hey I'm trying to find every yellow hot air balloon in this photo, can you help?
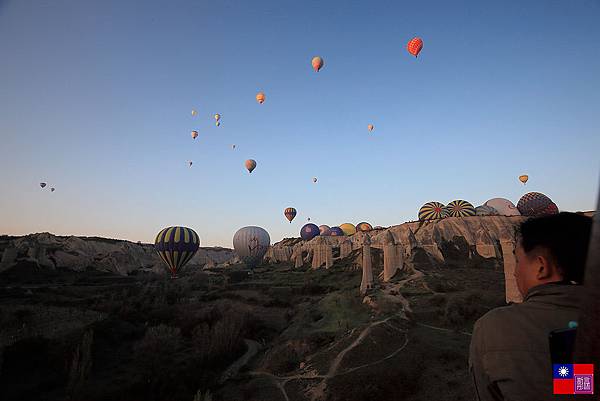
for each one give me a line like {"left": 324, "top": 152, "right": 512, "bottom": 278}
{"left": 519, "top": 175, "right": 529, "bottom": 185}
{"left": 245, "top": 159, "right": 257, "bottom": 173}
{"left": 311, "top": 56, "right": 324, "bottom": 72}
{"left": 214, "top": 114, "right": 221, "bottom": 121}
{"left": 191, "top": 109, "right": 198, "bottom": 116}
{"left": 368, "top": 124, "right": 374, "bottom": 131}
{"left": 191, "top": 130, "right": 198, "bottom": 139}
{"left": 339, "top": 223, "right": 356, "bottom": 236}
{"left": 215, "top": 121, "right": 220, "bottom": 127}
{"left": 256, "top": 92, "right": 265, "bottom": 104}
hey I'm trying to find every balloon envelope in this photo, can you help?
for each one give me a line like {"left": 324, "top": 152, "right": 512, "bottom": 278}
{"left": 339, "top": 223, "right": 357, "bottom": 236}
{"left": 368, "top": 124, "right": 374, "bottom": 131}
{"left": 475, "top": 205, "right": 499, "bottom": 216}
{"left": 407, "top": 37, "right": 423, "bottom": 57}
{"left": 284, "top": 207, "right": 297, "bottom": 223}
{"left": 484, "top": 198, "right": 521, "bottom": 216}
{"left": 50, "top": 188, "right": 55, "bottom": 192}
{"left": 214, "top": 113, "right": 221, "bottom": 121}
{"left": 312, "top": 177, "right": 317, "bottom": 183}
{"left": 191, "top": 109, "right": 198, "bottom": 116}
{"left": 256, "top": 92, "right": 265, "bottom": 104}
{"left": 245, "top": 159, "right": 257, "bottom": 173}
{"left": 519, "top": 175, "right": 529, "bottom": 185}
{"left": 311, "top": 56, "right": 324, "bottom": 72}
{"left": 356, "top": 222, "right": 373, "bottom": 232}
{"left": 155, "top": 226, "right": 200, "bottom": 278}
{"left": 418, "top": 201, "right": 446, "bottom": 221}
{"left": 517, "top": 192, "right": 555, "bottom": 217}
{"left": 319, "top": 225, "right": 331, "bottom": 236}
{"left": 233, "top": 226, "right": 270, "bottom": 269}
{"left": 445, "top": 200, "right": 476, "bottom": 217}
{"left": 40, "top": 183, "right": 47, "bottom": 188}
{"left": 301, "top": 223, "right": 320, "bottom": 241}
{"left": 191, "top": 130, "right": 198, "bottom": 139}
{"left": 329, "top": 227, "right": 344, "bottom": 236}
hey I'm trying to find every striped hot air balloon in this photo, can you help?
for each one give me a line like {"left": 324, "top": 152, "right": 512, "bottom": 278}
{"left": 418, "top": 202, "right": 447, "bottom": 221}
{"left": 154, "top": 226, "right": 200, "bottom": 279}
{"left": 445, "top": 200, "right": 476, "bottom": 217}
{"left": 284, "top": 207, "right": 297, "bottom": 223}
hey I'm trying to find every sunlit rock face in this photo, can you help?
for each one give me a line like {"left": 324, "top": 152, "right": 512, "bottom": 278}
{"left": 0, "top": 233, "right": 237, "bottom": 276}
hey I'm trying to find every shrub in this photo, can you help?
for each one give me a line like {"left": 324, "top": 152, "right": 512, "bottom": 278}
{"left": 443, "top": 292, "right": 485, "bottom": 328}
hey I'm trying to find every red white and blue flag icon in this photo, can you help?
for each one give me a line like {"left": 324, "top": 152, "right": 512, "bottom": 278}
{"left": 553, "top": 364, "right": 594, "bottom": 395}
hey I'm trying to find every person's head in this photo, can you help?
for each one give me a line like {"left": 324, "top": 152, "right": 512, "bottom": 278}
{"left": 514, "top": 212, "right": 592, "bottom": 296}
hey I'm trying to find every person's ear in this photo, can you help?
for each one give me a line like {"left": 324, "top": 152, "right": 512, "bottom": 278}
{"left": 535, "top": 254, "right": 552, "bottom": 280}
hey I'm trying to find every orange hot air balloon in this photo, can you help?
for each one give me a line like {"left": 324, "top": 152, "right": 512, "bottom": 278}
{"left": 368, "top": 124, "right": 374, "bottom": 131}
{"left": 256, "top": 92, "right": 265, "bottom": 104}
{"left": 245, "top": 159, "right": 257, "bottom": 173}
{"left": 407, "top": 37, "right": 423, "bottom": 57}
{"left": 311, "top": 56, "right": 324, "bottom": 72}
{"left": 191, "top": 130, "right": 198, "bottom": 139}
{"left": 519, "top": 175, "right": 529, "bottom": 185}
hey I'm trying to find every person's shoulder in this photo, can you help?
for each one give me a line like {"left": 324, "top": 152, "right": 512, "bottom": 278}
{"left": 474, "top": 303, "right": 521, "bottom": 333}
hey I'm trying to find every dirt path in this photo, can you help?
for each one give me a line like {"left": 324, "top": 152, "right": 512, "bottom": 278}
{"left": 219, "top": 339, "right": 261, "bottom": 384}
{"left": 416, "top": 322, "right": 472, "bottom": 337}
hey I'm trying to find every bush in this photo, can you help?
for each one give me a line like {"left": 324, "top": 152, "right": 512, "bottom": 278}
{"left": 191, "top": 311, "right": 246, "bottom": 365}
{"left": 443, "top": 292, "right": 485, "bottom": 328}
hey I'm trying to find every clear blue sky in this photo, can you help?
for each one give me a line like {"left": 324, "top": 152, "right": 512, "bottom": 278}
{"left": 1, "top": 0, "right": 599, "bottom": 247}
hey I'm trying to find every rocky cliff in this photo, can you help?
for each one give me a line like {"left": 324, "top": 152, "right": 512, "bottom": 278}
{"left": 0, "top": 233, "right": 239, "bottom": 276}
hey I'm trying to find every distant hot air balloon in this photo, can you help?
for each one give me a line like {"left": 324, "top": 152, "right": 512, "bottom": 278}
{"left": 519, "top": 175, "right": 529, "bottom": 185}
{"left": 155, "top": 226, "right": 200, "bottom": 278}
{"left": 312, "top": 177, "right": 317, "bottom": 183}
{"left": 191, "top": 109, "right": 198, "bottom": 117}
{"left": 50, "top": 187, "right": 55, "bottom": 192}
{"left": 356, "top": 222, "right": 373, "bottom": 232}
{"left": 191, "top": 130, "right": 199, "bottom": 139}
{"left": 407, "top": 37, "right": 423, "bottom": 57}
{"left": 214, "top": 113, "right": 221, "bottom": 121}
{"left": 484, "top": 198, "right": 521, "bottom": 216}
{"left": 444, "top": 200, "right": 476, "bottom": 217}
{"left": 231, "top": 144, "right": 236, "bottom": 150}
{"left": 245, "top": 159, "right": 257, "bottom": 173}
{"left": 319, "top": 225, "right": 331, "bottom": 236}
{"left": 216, "top": 121, "right": 221, "bottom": 127}
{"left": 368, "top": 124, "right": 374, "bottom": 132}
{"left": 339, "top": 223, "right": 357, "bottom": 236}
{"left": 300, "top": 223, "right": 320, "bottom": 241}
{"left": 256, "top": 92, "right": 265, "bottom": 104}
{"left": 307, "top": 217, "right": 311, "bottom": 221}
{"left": 311, "top": 56, "right": 324, "bottom": 72}
{"left": 188, "top": 161, "right": 193, "bottom": 168}
{"left": 40, "top": 183, "right": 47, "bottom": 189}
{"left": 329, "top": 226, "right": 344, "bottom": 236}
{"left": 233, "top": 226, "right": 270, "bottom": 270}
{"left": 284, "top": 207, "right": 297, "bottom": 223}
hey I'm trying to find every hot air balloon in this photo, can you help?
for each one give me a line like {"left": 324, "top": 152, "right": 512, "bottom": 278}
{"left": 407, "top": 37, "right": 423, "bottom": 57}
{"left": 312, "top": 177, "right": 317, "bottom": 183}
{"left": 245, "top": 159, "right": 257, "bottom": 173}
{"left": 40, "top": 183, "right": 47, "bottom": 189}
{"left": 50, "top": 187, "right": 55, "bottom": 192}
{"left": 191, "top": 109, "right": 198, "bottom": 117}
{"left": 216, "top": 121, "right": 220, "bottom": 127}
{"left": 368, "top": 124, "right": 374, "bottom": 132}
{"left": 191, "top": 130, "right": 199, "bottom": 139}
{"left": 214, "top": 113, "right": 220, "bottom": 121}
{"left": 444, "top": 200, "right": 476, "bottom": 217}
{"left": 418, "top": 202, "right": 447, "bottom": 221}
{"left": 475, "top": 205, "right": 499, "bottom": 216}
{"left": 155, "top": 226, "right": 200, "bottom": 278}
{"left": 256, "top": 92, "right": 265, "bottom": 104}
{"left": 311, "top": 56, "right": 324, "bottom": 72}
{"left": 233, "top": 226, "right": 270, "bottom": 270}
{"left": 356, "top": 222, "right": 373, "bottom": 232}
{"left": 484, "top": 198, "right": 521, "bottom": 216}
{"left": 284, "top": 207, "right": 297, "bottom": 223}
{"left": 319, "top": 225, "right": 331, "bottom": 236}
{"left": 188, "top": 161, "right": 193, "bottom": 168}
{"left": 329, "top": 227, "right": 344, "bottom": 236}
{"left": 517, "top": 192, "right": 555, "bottom": 217}
{"left": 301, "top": 223, "right": 320, "bottom": 241}
{"left": 231, "top": 144, "right": 236, "bottom": 150}
{"left": 307, "top": 217, "right": 311, "bottom": 221}
{"left": 339, "top": 223, "right": 357, "bottom": 236}
{"left": 519, "top": 175, "right": 529, "bottom": 185}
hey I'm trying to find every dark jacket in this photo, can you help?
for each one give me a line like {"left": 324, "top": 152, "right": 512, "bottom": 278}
{"left": 469, "top": 282, "right": 581, "bottom": 401}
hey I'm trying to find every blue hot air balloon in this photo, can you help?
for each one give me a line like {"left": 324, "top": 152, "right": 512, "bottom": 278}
{"left": 329, "top": 227, "right": 344, "bottom": 236}
{"left": 300, "top": 223, "right": 320, "bottom": 241}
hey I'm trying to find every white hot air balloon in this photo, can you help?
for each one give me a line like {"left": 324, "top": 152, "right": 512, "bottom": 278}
{"left": 484, "top": 198, "right": 521, "bottom": 216}
{"left": 233, "top": 226, "right": 270, "bottom": 270}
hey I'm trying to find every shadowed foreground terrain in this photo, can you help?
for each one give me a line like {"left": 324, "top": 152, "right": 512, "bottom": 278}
{"left": 0, "top": 254, "right": 505, "bottom": 401}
